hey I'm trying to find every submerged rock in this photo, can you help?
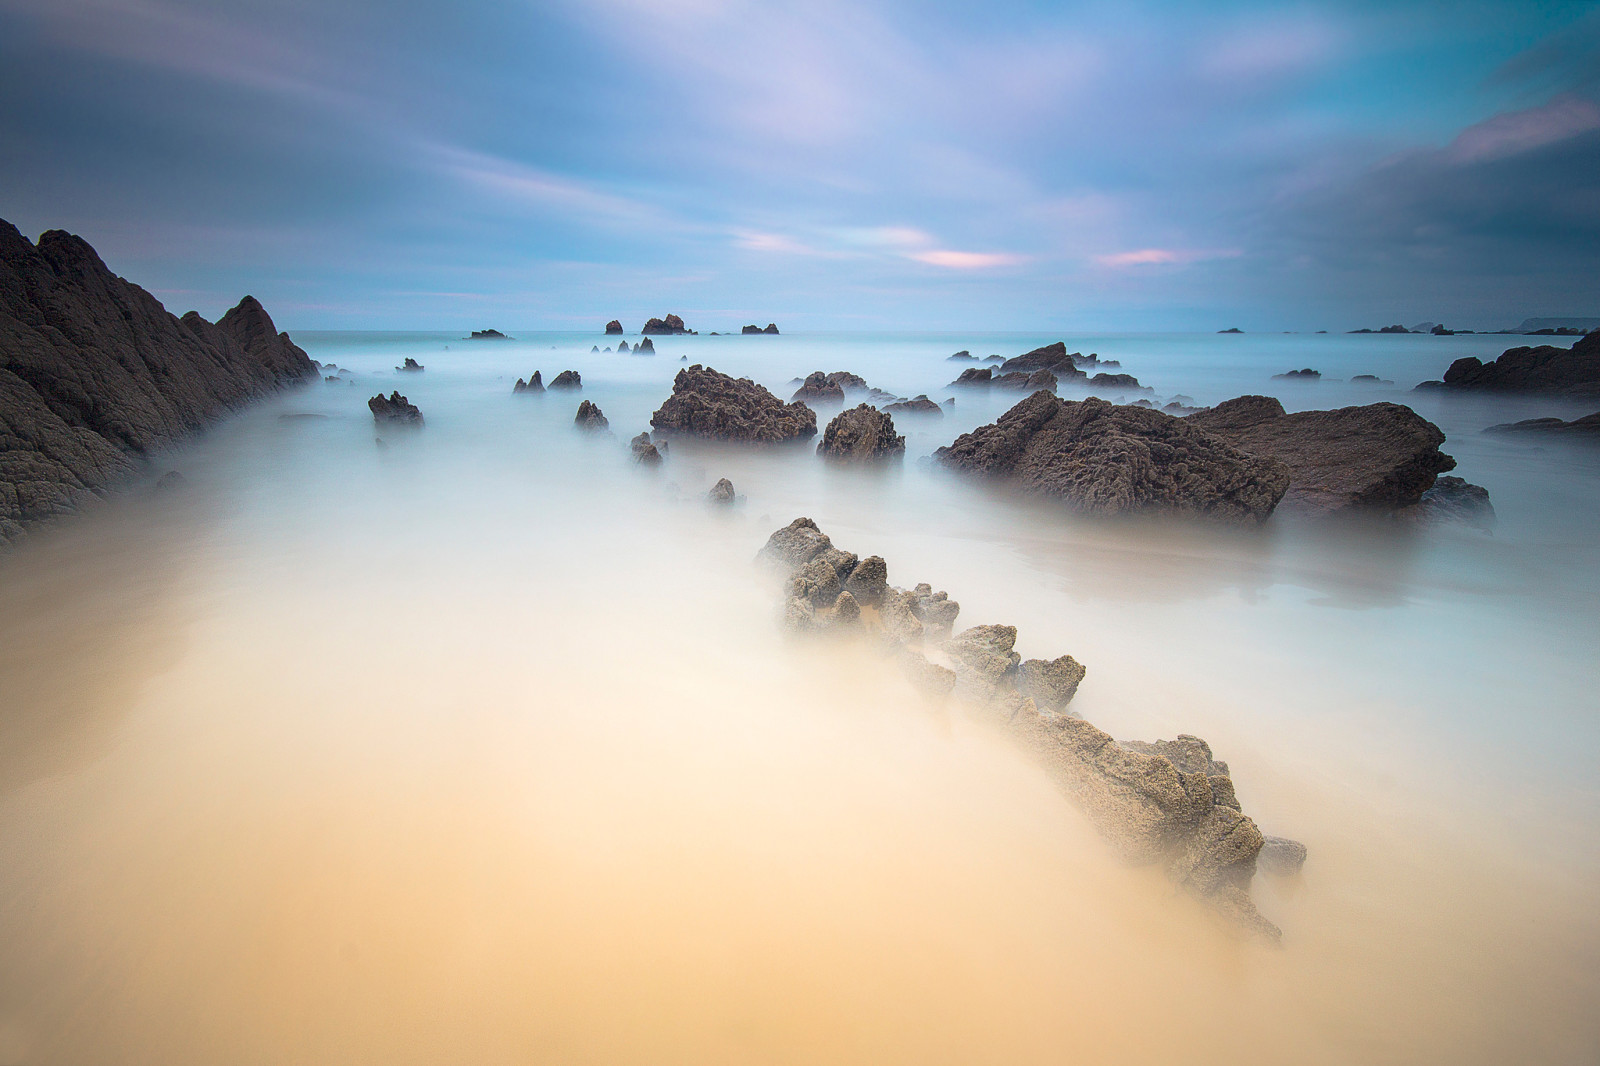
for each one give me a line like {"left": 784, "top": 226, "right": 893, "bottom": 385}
{"left": 617, "top": 341, "right": 631, "bottom": 353}
{"left": 574, "top": 400, "right": 609, "bottom": 431}
{"left": 817, "top": 404, "right": 905, "bottom": 461}
{"left": 652, "top": 364, "right": 817, "bottom": 443}
{"left": 1397, "top": 475, "right": 1496, "bottom": 530}
{"left": 1434, "top": 333, "right": 1600, "bottom": 393}
{"left": 548, "top": 370, "right": 582, "bottom": 390}
{"left": 935, "top": 392, "right": 1291, "bottom": 524}
{"left": 1086, "top": 372, "right": 1150, "bottom": 393}
{"left": 369, "top": 391, "right": 423, "bottom": 426}
{"left": 1189, "top": 396, "right": 1457, "bottom": 516}
{"left": 512, "top": 370, "right": 544, "bottom": 394}
{"left": 1272, "top": 368, "right": 1320, "bottom": 380}
{"left": 636, "top": 337, "right": 655, "bottom": 354}
{"left": 1258, "top": 835, "right": 1309, "bottom": 876}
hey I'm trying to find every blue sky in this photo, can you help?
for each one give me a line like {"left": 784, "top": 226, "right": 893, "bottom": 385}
{"left": 0, "top": 0, "right": 1595, "bottom": 331}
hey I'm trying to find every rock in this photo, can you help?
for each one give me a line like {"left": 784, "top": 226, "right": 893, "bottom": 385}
{"left": 997, "top": 342, "right": 1090, "bottom": 381}
{"left": 1435, "top": 333, "right": 1600, "bottom": 393}
{"left": 943, "top": 624, "right": 1021, "bottom": 697}
{"left": 1352, "top": 374, "right": 1394, "bottom": 385}
{"left": 469, "top": 329, "right": 509, "bottom": 339}
{"left": 825, "top": 371, "right": 868, "bottom": 391}
{"left": 1257, "top": 836, "right": 1308, "bottom": 876}
{"left": 574, "top": 400, "right": 609, "bottom": 431}
{"left": 512, "top": 371, "right": 544, "bottom": 394}
{"left": 947, "top": 350, "right": 976, "bottom": 361}
{"left": 617, "top": 341, "right": 630, "bottom": 353}
{"left": 763, "top": 323, "right": 779, "bottom": 334}
{"left": 1087, "top": 372, "right": 1150, "bottom": 393}
{"left": 1485, "top": 412, "right": 1600, "bottom": 437}
{"left": 1016, "top": 656, "right": 1086, "bottom": 711}
{"left": 154, "top": 470, "right": 186, "bottom": 494}
{"left": 653, "top": 364, "right": 817, "bottom": 443}
{"left": 0, "top": 224, "right": 315, "bottom": 540}
{"left": 636, "top": 337, "right": 655, "bottom": 354}
{"left": 1272, "top": 368, "right": 1320, "bottom": 380}
{"left": 898, "top": 650, "right": 957, "bottom": 697}
{"left": 935, "top": 393, "right": 1291, "bottom": 524}
{"left": 742, "top": 323, "right": 780, "bottom": 334}
{"left": 641, "top": 314, "right": 692, "bottom": 335}
{"left": 906, "top": 583, "right": 960, "bottom": 637}
{"left": 1189, "top": 396, "right": 1457, "bottom": 516}
{"left": 397, "top": 357, "right": 424, "bottom": 372}
{"left": 832, "top": 589, "right": 861, "bottom": 625}
{"left": 1397, "top": 476, "right": 1496, "bottom": 529}
{"left": 949, "top": 367, "right": 993, "bottom": 387}
{"left": 884, "top": 394, "right": 942, "bottom": 415}
{"left": 878, "top": 588, "right": 924, "bottom": 645}
{"left": 591, "top": 345, "right": 600, "bottom": 353}
{"left": 708, "top": 477, "right": 736, "bottom": 504}
{"left": 369, "top": 391, "right": 423, "bottom": 426}
{"left": 548, "top": 370, "right": 582, "bottom": 390}
{"left": 759, "top": 516, "right": 833, "bottom": 570}
{"left": 630, "top": 432, "right": 662, "bottom": 463}
{"left": 786, "top": 554, "right": 844, "bottom": 608}
{"left": 605, "top": 320, "right": 624, "bottom": 334}
{"left": 992, "top": 371, "right": 1032, "bottom": 389}
{"left": 792, "top": 372, "right": 845, "bottom": 404}
{"left": 842, "top": 554, "right": 887, "bottom": 605}
{"left": 817, "top": 405, "right": 905, "bottom": 461}
{"left": 1025, "top": 370, "right": 1059, "bottom": 392}
{"left": 1218, "top": 327, "right": 1243, "bottom": 333}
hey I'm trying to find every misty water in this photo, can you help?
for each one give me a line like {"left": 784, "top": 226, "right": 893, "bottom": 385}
{"left": 1, "top": 330, "right": 1597, "bottom": 1064}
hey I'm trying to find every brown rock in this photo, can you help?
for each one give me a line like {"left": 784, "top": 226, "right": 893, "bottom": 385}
{"left": 548, "top": 370, "right": 582, "bottom": 389}
{"left": 817, "top": 404, "right": 905, "bottom": 461}
{"left": 369, "top": 391, "right": 423, "bottom": 426}
{"left": 652, "top": 365, "right": 818, "bottom": 443}
{"left": 1438, "top": 333, "right": 1600, "bottom": 393}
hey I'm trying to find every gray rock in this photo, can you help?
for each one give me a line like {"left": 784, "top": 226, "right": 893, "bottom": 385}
{"left": 652, "top": 365, "right": 817, "bottom": 443}
{"left": 843, "top": 554, "right": 887, "bottom": 605}
{"left": 548, "top": 370, "right": 582, "bottom": 389}
{"left": 708, "top": 477, "right": 736, "bottom": 503}
{"left": 574, "top": 400, "right": 609, "bottom": 430}
{"left": 817, "top": 404, "right": 905, "bottom": 461}
{"left": 1017, "top": 655, "right": 1086, "bottom": 710}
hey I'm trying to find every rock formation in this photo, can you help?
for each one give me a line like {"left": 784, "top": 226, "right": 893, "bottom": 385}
{"left": 741, "top": 323, "right": 780, "bottom": 334}
{"left": 1396, "top": 476, "right": 1496, "bottom": 530}
{"left": 792, "top": 372, "right": 845, "bottom": 404}
{"left": 641, "top": 314, "right": 693, "bottom": 335}
{"left": 0, "top": 219, "right": 314, "bottom": 544}
{"left": 757, "top": 517, "right": 1298, "bottom": 940}
{"left": 884, "top": 395, "right": 942, "bottom": 416}
{"left": 605, "top": 320, "right": 624, "bottom": 334}
{"left": 935, "top": 393, "right": 1291, "bottom": 524}
{"left": 548, "top": 370, "right": 582, "bottom": 390}
{"left": 369, "top": 391, "right": 423, "bottom": 426}
{"left": 1485, "top": 412, "right": 1600, "bottom": 437}
{"left": 636, "top": 337, "right": 655, "bottom": 354}
{"left": 949, "top": 367, "right": 993, "bottom": 387}
{"left": 469, "top": 329, "right": 509, "bottom": 339}
{"left": 397, "top": 357, "right": 424, "bottom": 372}
{"left": 708, "top": 477, "right": 736, "bottom": 504}
{"left": 948, "top": 350, "right": 976, "bottom": 361}
{"left": 617, "top": 341, "right": 630, "bottom": 353}
{"left": 512, "top": 371, "right": 544, "bottom": 393}
{"left": 630, "top": 431, "right": 664, "bottom": 464}
{"left": 650, "top": 364, "right": 817, "bottom": 443}
{"left": 817, "top": 404, "right": 905, "bottom": 461}
{"left": 997, "top": 342, "right": 1091, "bottom": 381}
{"left": 1272, "top": 368, "right": 1320, "bottom": 381}
{"left": 574, "top": 400, "right": 609, "bottom": 431}
{"left": 1425, "top": 333, "right": 1600, "bottom": 393}
{"left": 1086, "top": 372, "right": 1149, "bottom": 393}
{"left": 1188, "top": 396, "right": 1458, "bottom": 517}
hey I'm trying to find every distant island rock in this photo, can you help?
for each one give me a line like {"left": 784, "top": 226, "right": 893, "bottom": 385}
{"left": 1272, "top": 368, "right": 1320, "bottom": 380}
{"left": 469, "top": 329, "right": 511, "bottom": 340}
{"left": 1484, "top": 412, "right": 1600, "bottom": 437}
{"left": 1349, "top": 325, "right": 1411, "bottom": 333}
{"left": 0, "top": 218, "right": 314, "bottom": 545}
{"left": 369, "top": 391, "right": 423, "bottom": 426}
{"left": 605, "top": 320, "right": 624, "bottom": 334}
{"left": 641, "top": 314, "right": 695, "bottom": 335}
{"left": 741, "top": 323, "right": 780, "bottom": 334}
{"left": 1421, "top": 333, "right": 1600, "bottom": 394}
{"left": 1515, "top": 318, "right": 1600, "bottom": 333}
{"left": 397, "top": 357, "right": 424, "bottom": 372}
{"left": 1218, "top": 327, "right": 1243, "bottom": 333}
{"left": 650, "top": 364, "right": 817, "bottom": 443}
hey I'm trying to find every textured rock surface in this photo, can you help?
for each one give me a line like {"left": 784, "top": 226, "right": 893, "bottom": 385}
{"left": 1436, "top": 333, "right": 1600, "bottom": 393}
{"left": 368, "top": 391, "right": 423, "bottom": 426}
{"left": 0, "top": 220, "right": 314, "bottom": 543}
{"left": 548, "top": 370, "right": 582, "bottom": 389}
{"left": 1396, "top": 475, "right": 1496, "bottom": 529}
{"left": 707, "top": 477, "right": 736, "bottom": 503}
{"left": 574, "top": 400, "right": 609, "bottom": 430}
{"left": 651, "top": 365, "right": 817, "bottom": 443}
{"left": 950, "top": 367, "right": 993, "bottom": 387}
{"left": 817, "top": 404, "right": 905, "bottom": 461}
{"left": 935, "top": 392, "right": 1291, "bottom": 524}
{"left": 792, "top": 372, "right": 844, "bottom": 404}
{"left": 1189, "top": 396, "right": 1457, "bottom": 516}
{"left": 604, "top": 319, "right": 623, "bottom": 334}
{"left": 1017, "top": 655, "right": 1087, "bottom": 711}
{"left": 629, "top": 432, "right": 663, "bottom": 463}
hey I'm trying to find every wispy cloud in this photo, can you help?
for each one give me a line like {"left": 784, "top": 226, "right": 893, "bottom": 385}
{"left": 907, "top": 250, "right": 1025, "bottom": 270}
{"left": 1445, "top": 93, "right": 1600, "bottom": 163}
{"left": 1095, "top": 248, "right": 1241, "bottom": 268}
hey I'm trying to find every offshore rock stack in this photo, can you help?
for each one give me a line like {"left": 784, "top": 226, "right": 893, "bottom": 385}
{"left": 759, "top": 517, "right": 1303, "bottom": 941}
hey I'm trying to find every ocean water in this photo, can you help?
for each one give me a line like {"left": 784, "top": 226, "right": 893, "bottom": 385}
{"left": 0, "top": 329, "right": 1596, "bottom": 1064}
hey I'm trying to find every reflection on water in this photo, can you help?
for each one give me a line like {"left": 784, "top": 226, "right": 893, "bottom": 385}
{"left": 0, "top": 331, "right": 1597, "bottom": 1064}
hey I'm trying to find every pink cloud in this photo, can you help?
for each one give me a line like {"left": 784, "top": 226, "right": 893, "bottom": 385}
{"left": 1094, "top": 247, "right": 1241, "bottom": 268}
{"left": 1446, "top": 94, "right": 1600, "bottom": 165}
{"left": 906, "top": 249, "right": 1024, "bottom": 269}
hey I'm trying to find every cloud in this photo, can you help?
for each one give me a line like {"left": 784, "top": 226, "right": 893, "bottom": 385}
{"left": 426, "top": 145, "right": 686, "bottom": 233}
{"left": 906, "top": 250, "right": 1025, "bottom": 270}
{"left": 1095, "top": 248, "right": 1241, "bottom": 268}
{"left": 1445, "top": 93, "right": 1600, "bottom": 163}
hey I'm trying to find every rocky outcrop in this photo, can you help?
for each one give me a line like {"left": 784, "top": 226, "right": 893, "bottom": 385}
{"left": 1086, "top": 372, "right": 1149, "bottom": 393}
{"left": 641, "top": 314, "right": 694, "bottom": 335}
{"left": 1485, "top": 412, "right": 1600, "bottom": 437}
{"left": 884, "top": 394, "right": 942, "bottom": 416}
{"left": 616, "top": 341, "right": 631, "bottom": 353}
{"left": 1188, "top": 396, "right": 1457, "bottom": 517}
{"left": 757, "top": 517, "right": 1296, "bottom": 940}
{"left": 792, "top": 372, "right": 844, "bottom": 404}
{"left": 817, "top": 404, "right": 905, "bottom": 461}
{"left": 513, "top": 371, "right": 544, "bottom": 393}
{"left": 0, "top": 220, "right": 314, "bottom": 544}
{"left": 605, "top": 320, "right": 624, "bottom": 334}
{"left": 708, "top": 477, "right": 736, "bottom": 503}
{"left": 948, "top": 350, "right": 976, "bottom": 361}
{"left": 630, "top": 432, "right": 663, "bottom": 464}
{"left": 950, "top": 367, "right": 993, "bottom": 387}
{"left": 574, "top": 400, "right": 609, "bottom": 431}
{"left": 548, "top": 370, "right": 582, "bottom": 390}
{"left": 935, "top": 393, "right": 1291, "bottom": 524}
{"left": 369, "top": 391, "right": 423, "bottom": 426}
{"left": 397, "top": 357, "right": 424, "bottom": 372}
{"left": 650, "top": 364, "right": 817, "bottom": 443}
{"left": 1395, "top": 476, "right": 1496, "bottom": 530}
{"left": 741, "top": 323, "right": 780, "bottom": 334}
{"left": 1272, "top": 368, "right": 1320, "bottom": 380}
{"left": 469, "top": 329, "right": 509, "bottom": 339}
{"left": 997, "top": 342, "right": 1091, "bottom": 381}
{"left": 1431, "top": 334, "right": 1600, "bottom": 393}
{"left": 636, "top": 337, "right": 655, "bottom": 354}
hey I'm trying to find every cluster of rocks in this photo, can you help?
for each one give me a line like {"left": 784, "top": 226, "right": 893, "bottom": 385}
{"left": 949, "top": 343, "right": 1142, "bottom": 394}
{"left": 369, "top": 391, "right": 423, "bottom": 426}
{"left": 0, "top": 219, "right": 315, "bottom": 544}
{"left": 742, "top": 323, "right": 780, "bottom": 334}
{"left": 513, "top": 371, "right": 544, "bottom": 393}
{"left": 1485, "top": 412, "right": 1600, "bottom": 438}
{"left": 816, "top": 404, "right": 905, "bottom": 461}
{"left": 468, "top": 329, "right": 509, "bottom": 340}
{"left": 574, "top": 400, "right": 609, "bottom": 431}
{"left": 641, "top": 314, "right": 695, "bottom": 335}
{"left": 1418, "top": 333, "right": 1600, "bottom": 394}
{"left": 650, "top": 365, "right": 817, "bottom": 443}
{"left": 759, "top": 517, "right": 1301, "bottom": 939}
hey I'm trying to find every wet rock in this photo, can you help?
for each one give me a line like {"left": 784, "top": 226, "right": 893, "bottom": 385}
{"left": 630, "top": 432, "right": 662, "bottom": 463}
{"left": 708, "top": 477, "right": 736, "bottom": 504}
{"left": 817, "top": 404, "right": 905, "bottom": 461}
{"left": 792, "top": 371, "right": 845, "bottom": 403}
{"left": 512, "top": 371, "right": 544, "bottom": 394}
{"left": 369, "top": 391, "right": 424, "bottom": 426}
{"left": 1272, "top": 368, "right": 1320, "bottom": 380}
{"left": 605, "top": 319, "right": 624, "bottom": 334}
{"left": 1258, "top": 835, "right": 1308, "bottom": 876}
{"left": 574, "top": 400, "right": 609, "bottom": 430}
{"left": 1397, "top": 476, "right": 1496, "bottom": 530}
{"left": 1189, "top": 396, "right": 1457, "bottom": 516}
{"left": 641, "top": 314, "right": 693, "bottom": 335}
{"left": 842, "top": 554, "right": 887, "bottom": 605}
{"left": 935, "top": 393, "right": 1291, "bottom": 524}
{"left": 1017, "top": 655, "right": 1086, "bottom": 711}
{"left": 884, "top": 394, "right": 943, "bottom": 415}
{"left": 1435, "top": 332, "right": 1600, "bottom": 393}
{"left": 652, "top": 364, "right": 818, "bottom": 443}
{"left": 548, "top": 370, "right": 582, "bottom": 389}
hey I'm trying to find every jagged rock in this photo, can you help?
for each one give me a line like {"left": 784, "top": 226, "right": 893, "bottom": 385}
{"left": 832, "top": 589, "right": 861, "bottom": 625}
{"left": 943, "top": 624, "right": 1021, "bottom": 697}
{"left": 397, "top": 357, "right": 424, "bottom": 372}
{"left": 1258, "top": 836, "right": 1308, "bottom": 876}
{"left": 469, "top": 329, "right": 509, "bottom": 340}
{"left": 997, "top": 341, "right": 1089, "bottom": 381}
{"left": 950, "top": 367, "right": 993, "bottom": 387}
{"left": 641, "top": 314, "right": 692, "bottom": 335}
{"left": 630, "top": 432, "right": 663, "bottom": 464}
{"left": 936, "top": 393, "right": 1291, "bottom": 524}
{"left": 817, "top": 404, "right": 905, "bottom": 461}
{"left": 1485, "top": 411, "right": 1600, "bottom": 437}
{"left": 605, "top": 320, "right": 624, "bottom": 334}
{"left": 1435, "top": 333, "right": 1600, "bottom": 393}
{"left": 1189, "top": 396, "right": 1457, "bottom": 516}
{"left": 652, "top": 364, "right": 817, "bottom": 443}
{"left": 1397, "top": 476, "right": 1496, "bottom": 529}
{"left": 843, "top": 554, "right": 887, "bottom": 605}
{"left": 906, "top": 583, "right": 960, "bottom": 637}
{"left": 878, "top": 589, "right": 925, "bottom": 645}
{"left": 1025, "top": 370, "right": 1058, "bottom": 392}
{"left": 884, "top": 394, "right": 942, "bottom": 415}
{"left": 548, "top": 370, "right": 582, "bottom": 389}
{"left": 512, "top": 371, "right": 544, "bottom": 394}
{"left": 1087, "top": 372, "right": 1150, "bottom": 393}
{"left": 369, "top": 391, "right": 423, "bottom": 426}
{"left": 708, "top": 477, "right": 736, "bottom": 503}
{"left": 1272, "top": 368, "right": 1320, "bottom": 380}
{"left": 636, "top": 337, "right": 655, "bottom": 354}
{"left": 617, "top": 341, "right": 631, "bottom": 353}
{"left": 574, "top": 400, "right": 609, "bottom": 430}
{"left": 993, "top": 371, "right": 1031, "bottom": 388}
{"left": 1017, "top": 656, "right": 1086, "bottom": 711}
{"left": 759, "top": 516, "right": 834, "bottom": 570}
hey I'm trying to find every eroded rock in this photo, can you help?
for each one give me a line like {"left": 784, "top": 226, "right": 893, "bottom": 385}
{"left": 652, "top": 365, "right": 818, "bottom": 443}
{"left": 817, "top": 405, "right": 905, "bottom": 461}
{"left": 369, "top": 391, "right": 423, "bottom": 426}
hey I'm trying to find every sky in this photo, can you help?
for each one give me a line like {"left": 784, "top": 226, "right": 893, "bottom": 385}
{"left": 0, "top": 0, "right": 1596, "bottom": 332}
